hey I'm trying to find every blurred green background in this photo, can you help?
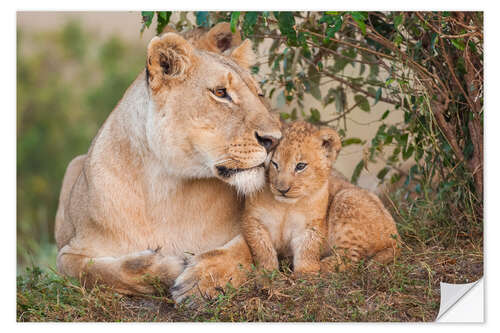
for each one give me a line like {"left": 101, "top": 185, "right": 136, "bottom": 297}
{"left": 17, "top": 20, "right": 146, "bottom": 270}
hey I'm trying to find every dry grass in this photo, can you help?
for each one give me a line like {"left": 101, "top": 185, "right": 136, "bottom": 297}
{"left": 17, "top": 240, "right": 482, "bottom": 322}
{"left": 17, "top": 190, "right": 483, "bottom": 322}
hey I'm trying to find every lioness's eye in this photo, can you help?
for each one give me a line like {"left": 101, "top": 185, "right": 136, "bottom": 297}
{"left": 295, "top": 162, "right": 307, "bottom": 172}
{"left": 271, "top": 160, "right": 279, "bottom": 170}
{"left": 212, "top": 87, "right": 231, "bottom": 100}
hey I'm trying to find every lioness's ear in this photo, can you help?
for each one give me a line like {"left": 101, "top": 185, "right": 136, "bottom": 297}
{"left": 230, "top": 39, "right": 256, "bottom": 69}
{"left": 146, "top": 33, "right": 195, "bottom": 91}
{"left": 204, "top": 22, "right": 242, "bottom": 53}
{"left": 318, "top": 127, "right": 342, "bottom": 162}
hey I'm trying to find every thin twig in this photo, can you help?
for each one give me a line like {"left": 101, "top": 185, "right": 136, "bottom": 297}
{"left": 319, "top": 102, "right": 361, "bottom": 125}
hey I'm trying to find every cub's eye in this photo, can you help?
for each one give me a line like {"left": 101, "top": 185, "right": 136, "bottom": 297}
{"left": 212, "top": 87, "right": 230, "bottom": 99}
{"left": 295, "top": 162, "right": 308, "bottom": 172}
{"left": 271, "top": 160, "right": 279, "bottom": 170}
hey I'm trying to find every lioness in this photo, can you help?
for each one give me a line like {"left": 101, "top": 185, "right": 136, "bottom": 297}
{"left": 55, "top": 23, "right": 281, "bottom": 302}
{"left": 242, "top": 121, "right": 400, "bottom": 275}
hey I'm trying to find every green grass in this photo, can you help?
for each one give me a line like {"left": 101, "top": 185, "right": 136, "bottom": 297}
{"left": 16, "top": 183, "right": 483, "bottom": 322}
{"left": 17, "top": 241, "right": 482, "bottom": 322}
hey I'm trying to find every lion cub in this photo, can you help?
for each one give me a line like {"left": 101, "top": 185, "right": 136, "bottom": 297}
{"left": 242, "top": 121, "right": 400, "bottom": 275}
{"left": 242, "top": 121, "right": 337, "bottom": 274}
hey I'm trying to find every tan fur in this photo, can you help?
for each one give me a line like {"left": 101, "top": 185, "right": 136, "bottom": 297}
{"left": 242, "top": 121, "right": 400, "bottom": 276}
{"left": 163, "top": 22, "right": 242, "bottom": 54}
{"left": 55, "top": 25, "right": 281, "bottom": 301}
{"left": 321, "top": 170, "right": 401, "bottom": 272}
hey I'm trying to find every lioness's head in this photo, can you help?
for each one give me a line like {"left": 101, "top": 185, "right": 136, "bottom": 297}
{"left": 144, "top": 31, "right": 281, "bottom": 195}
{"left": 268, "top": 121, "right": 341, "bottom": 203}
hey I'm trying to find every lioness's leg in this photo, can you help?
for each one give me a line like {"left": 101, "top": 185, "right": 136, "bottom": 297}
{"left": 170, "top": 234, "right": 253, "bottom": 303}
{"left": 55, "top": 154, "right": 86, "bottom": 249}
{"left": 57, "top": 245, "right": 185, "bottom": 295}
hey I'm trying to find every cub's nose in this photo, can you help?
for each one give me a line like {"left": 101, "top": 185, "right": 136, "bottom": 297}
{"left": 277, "top": 186, "right": 291, "bottom": 196}
{"left": 255, "top": 132, "right": 280, "bottom": 153}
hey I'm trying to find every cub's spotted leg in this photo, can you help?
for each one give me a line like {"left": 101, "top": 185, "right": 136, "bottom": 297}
{"left": 371, "top": 246, "right": 399, "bottom": 264}
{"left": 241, "top": 215, "right": 279, "bottom": 271}
{"left": 57, "top": 245, "right": 185, "bottom": 295}
{"left": 170, "top": 234, "right": 253, "bottom": 303}
{"left": 291, "top": 222, "right": 324, "bottom": 275}
{"left": 319, "top": 245, "right": 364, "bottom": 273}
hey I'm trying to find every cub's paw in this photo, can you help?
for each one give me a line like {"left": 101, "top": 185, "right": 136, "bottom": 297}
{"left": 293, "top": 261, "right": 321, "bottom": 278}
{"left": 170, "top": 249, "right": 250, "bottom": 304}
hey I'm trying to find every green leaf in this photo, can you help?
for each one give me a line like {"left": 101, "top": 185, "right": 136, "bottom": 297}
{"left": 430, "top": 32, "right": 438, "bottom": 54}
{"left": 309, "top": 108, "right": 321, "bottom": 123}
{"left": 399, "top": 133, "right": 409, "bottom": 148}
{"left": 368, "top": 63, "right": 379, "bottom": 79}
{"left": 350, "top": 12, "right": 367, "bottom": 35}
{"left": 354, "top": 94, "right": 370, "bottom": 112}
{"left": 307, "top": 65, "right": 322, "bottom": 101}
{"left": 351, "top": 160, "right": 365, "bottom": 184}
{"left": 335, "top": 88, "right": 345, "bottom": 114}
{"left": 142, "top": 11, "right": 154, "bottom": 28}
{"left": 402, "top": 145, "right": 414, "bottom": 160}
{"left": 195, "top": 12, "right": 210, "bottom": 28}
{"left": 331, "top": 57, "right": 350, "bottom": 73}
{"left": 394, "top": 33, "right": 403, "bottom": 46}
{"left": 324, "top": 15, "right": 343, "bottom": 35}
{"left": 317, "top": 61, "right": 323, "bottom": 72}
{"left": 374, "top": 87, "right": 382, "bottom": 105}
{"left": 277, "top": 12, "right": 297, "bottom": 46}
{"left": 280, "top": 112, "right": 290, "bottom": 120}
{"left": 394, "top": 14, "right": 403, "bottom": 30}
{"left": 342, "top": 138, "right": 363, "bottom": 147}
{"left": 377, "top": 167, "right": 390, "bottom": 180}
{"left": 156, "top": 12, "right": 172, "bottom": 35}
{"left": 323, "top": 87, "right": 337, "bottom": 106}
{"left": 380, "top": 109, "right": 390, "bottom": 120}
{"left": 359, "top": 63, "right": 366, "bottom": 76}
{"left": 451, "top": 38, "right": 465, "bottom": 50}
{"left": 157, "top": 11, "right": 167, "bottom": 21}
{"left": 243, "top": 12, "right": 259, "bottom": 36}
{"left": 390, "top": 173, "right": 401, "bottom": 184}
{"left": 333, "top": 16, "right": 343, "bottom": 32}
{"left": 230, "top": 12, "right": 241, "bottom": 33}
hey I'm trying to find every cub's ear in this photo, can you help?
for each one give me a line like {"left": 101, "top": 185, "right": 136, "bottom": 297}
{"left": 146, "top": 33, "right": 195, "bottom": 92}
{"left": 204, "top": 22, "right": 242, "bottom": 53}
{"left": 230, "top": 39, "right": 256, "bottom": 69}
{"left": 318, "top": 127, "right": 342, "bottom": 162}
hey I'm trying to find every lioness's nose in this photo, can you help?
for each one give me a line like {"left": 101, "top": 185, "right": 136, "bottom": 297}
{"left": 255, "top": 132, "right": 279, "bottom": 153}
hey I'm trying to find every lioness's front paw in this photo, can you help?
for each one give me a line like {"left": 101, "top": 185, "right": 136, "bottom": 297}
{"left": 170, "top": 250, "right": 250, "bottom": 304}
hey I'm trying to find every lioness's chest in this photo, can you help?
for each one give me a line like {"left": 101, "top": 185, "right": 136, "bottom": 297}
{"left": 145, "top": 178, "right": 243, "bottom": 255}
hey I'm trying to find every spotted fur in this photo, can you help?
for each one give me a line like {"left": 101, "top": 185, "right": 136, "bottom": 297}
{"left": 242, "top": 121, "right": 400, "bottom": 275}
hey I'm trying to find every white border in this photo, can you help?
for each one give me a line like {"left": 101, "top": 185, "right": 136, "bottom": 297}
{"left": 4, "top": 1, "right": 498, "bottom": 331}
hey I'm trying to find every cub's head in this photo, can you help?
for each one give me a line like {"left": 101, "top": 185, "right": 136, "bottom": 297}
{"left": 268, "top": 121, "right": 341, "bottom": 203}
{"left": 144, "top": 27, "right": 281, "bottom": 195}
